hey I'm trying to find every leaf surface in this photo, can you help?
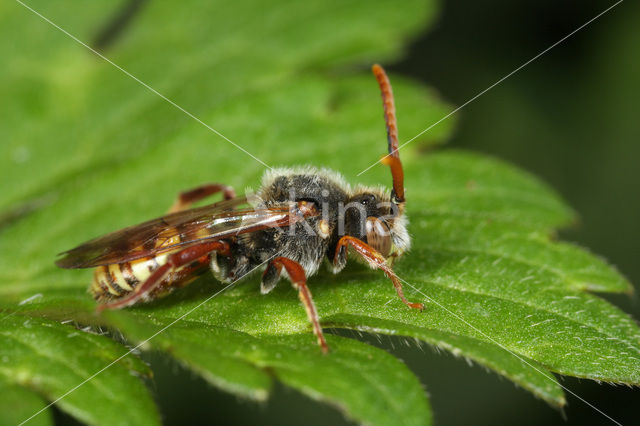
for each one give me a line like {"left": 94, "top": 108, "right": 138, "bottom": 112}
{"left": 0, "top": 316, "right": 158, "bottom": 426}
{"left": 1, "top": 0, "right": 638, "bottom": 425}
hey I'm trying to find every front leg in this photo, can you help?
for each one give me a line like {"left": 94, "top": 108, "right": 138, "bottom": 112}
{"left": 169, "top": 183, "right": 236, "bottom": 213}
{"left": 263, "top": 257, "right": 328, "bottom": 353}
{"left": 334, "top": 236, "right": 424, "bottom": 310}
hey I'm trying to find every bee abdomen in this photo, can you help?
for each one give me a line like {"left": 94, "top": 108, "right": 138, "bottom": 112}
{"left": 91, "top": 257, "right": 160, "bottom": 301}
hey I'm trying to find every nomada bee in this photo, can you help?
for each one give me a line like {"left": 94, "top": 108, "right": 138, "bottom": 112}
{"left": 56, "top": 65, "right": 423, "bottom": 352}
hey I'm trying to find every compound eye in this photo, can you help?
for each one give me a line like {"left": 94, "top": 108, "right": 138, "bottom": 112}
{"left": 359, "top": 193, "right": 376, "bottom": 206}
{"left": 366, "top": 217, "right": 392, "bottom": 257}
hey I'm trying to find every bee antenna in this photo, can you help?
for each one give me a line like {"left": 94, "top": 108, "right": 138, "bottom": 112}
{"left": 372, "top": 64, "right": 405, "bottom": 204}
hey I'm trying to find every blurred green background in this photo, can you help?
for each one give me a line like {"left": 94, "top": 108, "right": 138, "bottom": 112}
{"left": 38, "top": 0, "right": 638, "bottom": 424}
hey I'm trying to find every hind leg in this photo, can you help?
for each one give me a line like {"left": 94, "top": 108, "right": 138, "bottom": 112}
{"left": 97, "top": 240, "right": 230, "bottom": 311}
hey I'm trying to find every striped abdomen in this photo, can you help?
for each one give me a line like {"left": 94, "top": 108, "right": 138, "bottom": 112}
{"left": 91, "top": 252, "right": 207, "bottom": 303}
{"left": 90, "top": 225, "right": 216, "bottom": 303}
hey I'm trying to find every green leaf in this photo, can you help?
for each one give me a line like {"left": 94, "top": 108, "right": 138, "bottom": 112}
{"left": 0, "top": 377, "right": 53, "bottom": 426}
{"left": 0, "top": 316, "right": 159, "bottom": 426}
{"left": 1, "top": 0, "right": 639, "bottom": 425}
{"left": 113, "top": 316, "right": 431, "bottom": 426}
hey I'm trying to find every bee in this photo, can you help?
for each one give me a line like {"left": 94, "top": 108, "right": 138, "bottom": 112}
{"left": 56, "top": 65, "right": 423, "bottom": 353}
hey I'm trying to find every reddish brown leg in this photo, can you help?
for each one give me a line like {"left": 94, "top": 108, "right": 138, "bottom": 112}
{"left": 268, "top": 257, "right": 329, "bottom": 353}
{"left": 169, "top": 183, "right": 236, "bottom": 213}
{"left": 334, "top": 236, "right": 424, "bottom": 310}
{"left": 97, "top": 241, "right": 230, "bottom": 311}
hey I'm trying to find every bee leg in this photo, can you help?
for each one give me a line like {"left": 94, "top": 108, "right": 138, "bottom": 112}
{"left": 168, "top": 183, "right": 236, "bottom": 213}
{"left": 268, "top": 257, "right": 329, "bottom": 353}
{"left": 333, "top": 236, "right": 424, "bottom": 311}
{"left": 261, "top": 261, "right": 281, "bottom": 294}
{"left": 97, "top": 241, "right": 230, "bottom": 311}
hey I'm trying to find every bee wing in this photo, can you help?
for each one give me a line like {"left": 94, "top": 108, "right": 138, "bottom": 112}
{"left": 56, "top": 196, "right": 309, "bottom": 268}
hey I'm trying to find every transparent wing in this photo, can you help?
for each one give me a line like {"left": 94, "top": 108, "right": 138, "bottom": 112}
{"left": 56, "top": 196, "right": 310, "bottom": 268}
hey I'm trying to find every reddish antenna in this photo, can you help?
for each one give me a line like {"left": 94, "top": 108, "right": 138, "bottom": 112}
{"left": 372, "top": 64, "right": 405, "bottom": 203}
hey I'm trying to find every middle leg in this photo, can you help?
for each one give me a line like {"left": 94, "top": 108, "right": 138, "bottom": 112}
{"left": 263, "top": 257, "right": 328, "bottom": 353}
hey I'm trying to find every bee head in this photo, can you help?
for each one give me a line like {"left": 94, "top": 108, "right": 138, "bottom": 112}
{"left": 344, "top": 189, "right": 410, "bottom": 260}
